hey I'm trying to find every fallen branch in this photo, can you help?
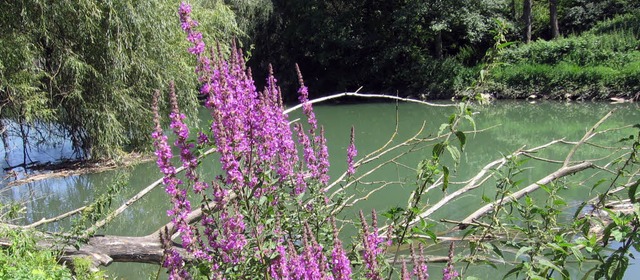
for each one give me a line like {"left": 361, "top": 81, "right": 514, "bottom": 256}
{"left": 24, "top": 206, "right": 88, "bottom": 229}
{"left": 457, "top": 161, "right": 594, "bottom": 229}
{"left": 0, "top": 231, "right": 184, "bottom": 268}
{"left": 284, "top": 92, "right": 456, "bottom": 115}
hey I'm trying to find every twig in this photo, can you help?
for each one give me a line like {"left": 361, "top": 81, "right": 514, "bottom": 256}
{"left": 24, "top": 206, "right": 88, "bottom": 229}
{"left": 563, "top": 110, "right": 614, "bottom": 167}
{"left": 87, "top": 149, "right": 218, "bottom": 233}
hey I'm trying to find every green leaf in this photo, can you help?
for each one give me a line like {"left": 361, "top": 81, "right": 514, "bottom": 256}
{"left": 503, "top": 264, "right": 524, "bottom": 279}
{"left": 446, "top": 145, "right": 460, "bottom": 163}
{"left": 442, "top": 166, "right": 450, "bottom": 192}
{"left": 515, "top": 246, "right": 532, "bottom": 260}
{"left": 438, "top": 123, "right": 450, "bottom": 136}
{"left": 601, "top": 223, "right": 617, "bottom": 246}
{"left": 571, "top": 246, "right": 584, "bottom": 262}
{"left": 455, "top": 131, "right": 466, "bottom": 151}
{"left": 433, "top": 143, "right": 446, "bottom": 159}
{"left": 497, "top": 41, "right": 515, "bottom": 49}
{"left": 611, "top": 229, "right": 624, "bottom": 242}
{"left": 628, "top": 179, "right": 640, "bottom": 203}
{"left": 448, "top": 114, "right": 456, "bottom": 125}
{"left": 463, "top": 114, "right": 476, "bottom": 131}
{"left": 489, "top": 243, "right": 505, "bottom": 261}
{"left": 538, "top": 258, "right": 564, "bottom": 276}
{"left": 382, "top": 207, "right": 404, "bottom": 220}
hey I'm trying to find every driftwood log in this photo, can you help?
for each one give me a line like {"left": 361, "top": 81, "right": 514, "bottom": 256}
{"left": 0, "top": 225, "right": 186, "bottom": 269}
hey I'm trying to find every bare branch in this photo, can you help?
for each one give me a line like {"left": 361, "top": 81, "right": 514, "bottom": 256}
{"left": 563, "top": 110, "right": 614, "bottom": 167}
{"left": 458, "top": 161, "right": 593, "bottom": 229}
{"left": 24, "top": 206, "right": 88, "bottom": 229}
{"left": 284, "top": 92, "right": 456, "bottom": 115}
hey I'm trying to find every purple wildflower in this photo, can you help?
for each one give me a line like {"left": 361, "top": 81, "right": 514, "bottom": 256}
{"left": 163, "top": 248, "right": 188, "bottom": 280}
{"left": 301, "top": 225, "right": 323, "bottom": 279}
{"left": 443, "top": 242, "right": 459, "bottom": 280}
{"left": 269, "top": 245, "right": 290, "bottom": 279}
{"left": 416, "top": 243, "right": 429, "bottom": 280}
{"left": 286, "top": 242, "right": 306, "bottom": 278}
{"left": 296, "top": 64, "right": 317, "bottom": 133}
{"left": 401, "top": 259, "right": 411, "bottom": 280}
{"left": 331, "top": 218, "right": 352, "bottom": 280}
{"left": 360, "top": 210, "right": 384, "bottom": 280}
{"left": 346, "top": 126, "right": 357, "bottom": 176}
{"left": 316, "top": 128, "right": 330, "bottom": 184}
{"left": 294, "top": 122, "right": 317, "bottom": 184}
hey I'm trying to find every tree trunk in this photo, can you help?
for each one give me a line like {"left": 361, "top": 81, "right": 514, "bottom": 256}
{"left": 523, "top": 0, "right": 532, "bottom": 43}
{"left": 549, "top": 0, "right": 559, "bottom": 39}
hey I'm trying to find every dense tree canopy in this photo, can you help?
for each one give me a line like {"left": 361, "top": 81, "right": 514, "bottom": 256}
{"left": 1, "top": 0, "right": 637, "bottom": 160}
{"left": 247, "top": 0, "right": 639, "bottom": 99}
{"left": 0, "top": 0, "right": 245, "bottom": 160}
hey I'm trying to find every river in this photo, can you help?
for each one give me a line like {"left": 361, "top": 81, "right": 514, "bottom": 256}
{"left": 1, "top": 100, "right": 639, "bottom": 279}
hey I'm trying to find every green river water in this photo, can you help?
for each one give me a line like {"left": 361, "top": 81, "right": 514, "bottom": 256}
{"left": 1, "top": 100, "right": 639, "bottom": 279}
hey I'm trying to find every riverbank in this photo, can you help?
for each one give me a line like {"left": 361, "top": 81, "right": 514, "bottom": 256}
{"left": 480, "top": 13, "right": 640, "bottom": 101}
{"left": 2, "top": 152, "right": 153, "bottom": 187}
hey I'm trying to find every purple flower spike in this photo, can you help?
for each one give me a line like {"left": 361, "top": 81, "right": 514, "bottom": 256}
{"left": 296, "top": 64, "right": 317, "bottom": 133}
{"left": 443, "top": 242, "right": 459, "bottom": 280}
{"left": 360, "top": 210, "right": 383, "bottom": 280}
{"left": 331, "top": 218, "right": 352, "bottom": 280}
{"left": 347, "top": 126, "right": 357, "bottom": 176}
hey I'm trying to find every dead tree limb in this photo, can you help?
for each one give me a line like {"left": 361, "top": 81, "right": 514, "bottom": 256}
{"left": 457, "top": 161, "right": 593, "bottom": 229}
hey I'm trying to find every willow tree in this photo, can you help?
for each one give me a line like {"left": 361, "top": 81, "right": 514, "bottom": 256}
{"left": 0, "top": 0, "right": 243, "bottom": 161}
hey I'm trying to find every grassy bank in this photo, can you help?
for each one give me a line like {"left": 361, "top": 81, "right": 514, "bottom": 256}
{"left": 484, "top": 13, "right": 640, "bottom": 100}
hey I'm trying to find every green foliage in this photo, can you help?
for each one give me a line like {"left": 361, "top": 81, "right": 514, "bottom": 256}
{"left": 249, "top": 0, "right": 511, "bottom": 100}
{"left": 0, "top": 228, "right": 67, "bottom": 279}
{"left": 0, "top": 227, "right": 106, "bottom": 279}
{"left": 0, "top": 229, "right": 73, "bottom": 279}
{"left": 0, "top": 173, "right": 127, "bottom": 279}
{"left": 464, "top": 125, "right": 640, "bottom": 280}
{"left": 0, "top": 0, "right": 244, "bottom": 159}
{"left": 559, "top": 0, "right": 640, "bottom": 34}
{"left": 488, "top": 17, "right": 640, "bottom": 99}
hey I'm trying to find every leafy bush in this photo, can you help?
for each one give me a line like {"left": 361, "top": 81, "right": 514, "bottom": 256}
{"left": 488, "top": 16, "right": 640, "bottom": 99}
{"left": 0, "top": 228, "right": 72, "bottom": 279}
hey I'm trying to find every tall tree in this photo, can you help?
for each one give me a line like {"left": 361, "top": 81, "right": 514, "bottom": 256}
{"left": 523, "top": 0, "right": 533, "bottom": 43}
{"left": 0, "top": 0, "right": 243, "bottom": 160}
{"left": 549, "top": 0, "right": 560, "bottom": 39}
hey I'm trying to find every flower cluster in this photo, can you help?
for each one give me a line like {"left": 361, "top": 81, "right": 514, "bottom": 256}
{"left": 411, "top": 243, "right": 429, "bottom": 280}
{"left": 150, "top": 2, "right": 396, "bottom": 279}
{"left": 359, "top": 210, "right": 389, "bottom": 280}
{"left": 268, "top": 223, "right": 352, "bottom": 280}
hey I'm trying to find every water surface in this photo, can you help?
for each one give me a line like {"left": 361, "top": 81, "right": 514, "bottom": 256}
{"left": 1, "top": 100, "right": 638, "bottom": 279}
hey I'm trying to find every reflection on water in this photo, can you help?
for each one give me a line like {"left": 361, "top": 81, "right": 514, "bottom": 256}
{"left": 1, "top": 101, "right": 639, "bottom": 279}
